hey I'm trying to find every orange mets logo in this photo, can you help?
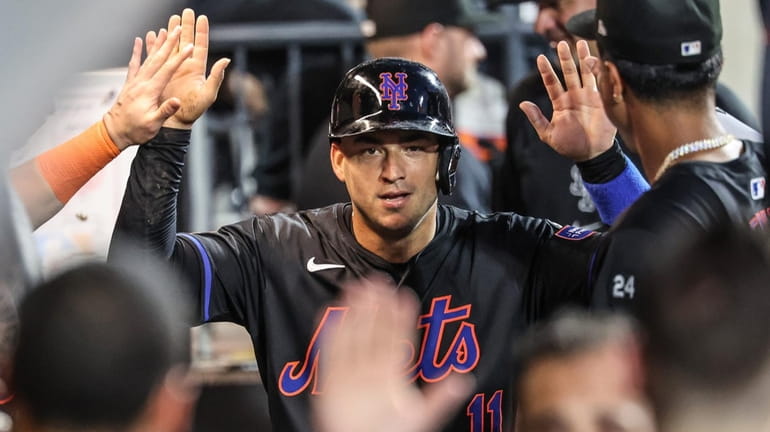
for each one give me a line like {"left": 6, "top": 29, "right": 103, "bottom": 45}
{"left": 277, "top": 295, "right": 479, "bottom": 396}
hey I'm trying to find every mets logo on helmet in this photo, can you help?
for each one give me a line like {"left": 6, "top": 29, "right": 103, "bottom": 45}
{"left": 379, "top": 72, "right": 408, "bottom": 110}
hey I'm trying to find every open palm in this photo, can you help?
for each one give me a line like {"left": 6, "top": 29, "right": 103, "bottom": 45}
{"left": 520, "top": 40, "right": 616, "bottom": 161}
{"left": 147, "top": 9, "right": 229, "bottom": 129}
{"left": 315, "top": 281, "right": 473, "bottom": 432}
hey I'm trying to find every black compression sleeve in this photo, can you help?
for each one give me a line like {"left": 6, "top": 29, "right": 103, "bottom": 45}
{"left": 575, "top": 140, "right": 626, "bottom": 184}
{"left": 109, "top": 128, "right": 190, "bottom": 259}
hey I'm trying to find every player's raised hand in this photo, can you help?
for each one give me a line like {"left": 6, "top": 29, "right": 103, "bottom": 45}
{"left": 315, "top": 278, "right": 473, "bottom": 432}
{"left": 157, "top": 9, "right": 230, "bottom": 130}
{"left": 519, "top": 40, "right": 617, "bottom": 161}
{"left": 102, "top": 26, "right": 193, "bottom": 150}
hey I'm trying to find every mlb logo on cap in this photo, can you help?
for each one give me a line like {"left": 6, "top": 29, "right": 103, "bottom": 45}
{"left": 681, "top": 40, "right": 702, "bottom": 57}
{"left": 751, "top": 177, "right": 766, "bottom": 200}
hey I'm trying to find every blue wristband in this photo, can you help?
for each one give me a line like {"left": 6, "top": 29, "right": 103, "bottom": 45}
{"left": 583, "top": 154, "right": 649, "bottom": 224}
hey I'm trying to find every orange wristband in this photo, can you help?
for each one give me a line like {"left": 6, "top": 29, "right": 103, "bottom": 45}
{"left": 35, "top": 119, "right": 121, "bottom": 203}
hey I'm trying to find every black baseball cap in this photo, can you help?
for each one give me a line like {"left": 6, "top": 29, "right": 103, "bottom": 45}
{"left": 565, "top": 0, "right": 722, "bottom": 65}
{"left": 365, "top": 0, "right": 501, "bottom": 39}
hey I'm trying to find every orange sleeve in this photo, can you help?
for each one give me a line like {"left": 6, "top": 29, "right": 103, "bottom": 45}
{"left": 35, "top": 119, "right": 121, "bottom": 203}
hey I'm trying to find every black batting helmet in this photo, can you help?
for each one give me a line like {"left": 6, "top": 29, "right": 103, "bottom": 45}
{"left": 328, "top": 57, "right": 461, "bottom": 195}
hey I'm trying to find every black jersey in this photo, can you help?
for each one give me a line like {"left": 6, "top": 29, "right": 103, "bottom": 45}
{"left": 592, "top": 140, "right": 770, "bottom": 309}
{"left": 111, "top": 129, "right": 604, "bottom": 432}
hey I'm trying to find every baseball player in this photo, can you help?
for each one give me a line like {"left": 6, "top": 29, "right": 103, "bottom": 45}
{"left": 494, "top": 0, "right": 760, "bottom": 230}
{"left": 520, "top": 0, "right": 770, "bottom": 310}
{"left": 109, "top": 15, "right": 649, "bottom": 429}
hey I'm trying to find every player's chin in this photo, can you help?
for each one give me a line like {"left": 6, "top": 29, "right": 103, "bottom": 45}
{"left": 374, "top": 214, "right": 419, "bottom": 237}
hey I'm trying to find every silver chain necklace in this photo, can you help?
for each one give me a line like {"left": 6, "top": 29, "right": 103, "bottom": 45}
{"left": 653, "top": 134, "right": 734, "bottom": 182}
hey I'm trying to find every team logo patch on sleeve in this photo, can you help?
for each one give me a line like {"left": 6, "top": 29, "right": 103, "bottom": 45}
{"left": 555, "top": 225, "right": 597, "bottom": 241}
{"left": 751, "top": 177, "right": 766, "bottom": 200}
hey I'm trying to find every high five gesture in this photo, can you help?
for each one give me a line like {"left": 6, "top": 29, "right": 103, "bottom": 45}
{"left": 146, "top": 9, "right": 230, "bottom": 130}
{"left": 519, "top": 40, "right": 617, "bottom": 161}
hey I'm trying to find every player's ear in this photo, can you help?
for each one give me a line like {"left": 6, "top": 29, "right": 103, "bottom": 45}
{"left": 604, "top": 60, "right": 625, "bottom": 104}
{"left": 330, "top": 140, "right": 346, "bottom": 183}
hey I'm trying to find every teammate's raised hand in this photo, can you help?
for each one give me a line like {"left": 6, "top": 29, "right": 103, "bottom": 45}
{"left": 151, "top": 9, "right": 230, "bottom": 130}
{"left": 102, "top": 26, "right": 193, "bottom": 150}
{"left": 315, "top": 278, "right": 473, "bottom": 432}
{"left": 519, "top": 40, "right": 617, "bottom": 161}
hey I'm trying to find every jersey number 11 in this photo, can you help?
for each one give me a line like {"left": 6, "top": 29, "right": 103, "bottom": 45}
{"left": 466, "top": 390, "right": 503, "bottom": 432}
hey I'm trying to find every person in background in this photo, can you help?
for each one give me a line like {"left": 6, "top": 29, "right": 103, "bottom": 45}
{"left": 515, "top": 310, "right": 654, "bottom": 432}
{"left": 635, "top": 222, "right": 770, "bottom": 432}
{"left": 10, "top": 260, "right": 195, "bottom": 432}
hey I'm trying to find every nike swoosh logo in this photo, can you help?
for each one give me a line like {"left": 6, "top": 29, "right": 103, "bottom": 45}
{"left": 306, "top": 257, "right": 346, "bottom": 272}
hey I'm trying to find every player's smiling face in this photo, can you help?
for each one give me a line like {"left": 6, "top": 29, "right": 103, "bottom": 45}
{"left": 331, "top": 129, "right": 440, "bottom": 240}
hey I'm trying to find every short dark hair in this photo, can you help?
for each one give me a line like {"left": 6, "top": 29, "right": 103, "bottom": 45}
{"left": 13, "top": 261, "right": 191, "bottom": 429}
{"left": 636, "top": 223, "right": 770, "bottom": 404}
{"left": 603, "top": 50, "right": 723, "bottom": 106}
{"left": 516, "top": 309, "right": 635, "bottom": 377}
